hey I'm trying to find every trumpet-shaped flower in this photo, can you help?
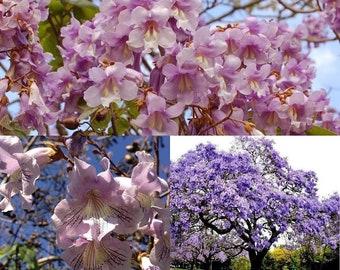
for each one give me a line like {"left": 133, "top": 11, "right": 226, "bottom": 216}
{"left": 62, "top": 219, "right": 131, "bottom": 270}
{"left": 132, "top": 93, "right": 183, "bottom": 135}
{"left": 84, "top": 63, "right": 139, "bottom": 108}
{"left": 0, "top": 136, "right": 57, "bottom": 211}
{"left": 131, "top": 151, "right": 169, "bottom": 195}
{"left": 127, "top": 5, "right": 176, "bottom": 51}
{"left": 52, "top": 157, "right": 144, "bottom": 238}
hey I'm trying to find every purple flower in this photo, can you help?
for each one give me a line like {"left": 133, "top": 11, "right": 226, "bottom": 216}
{"left": 237, "top": 63, "right": 271, "bottom": 97}
{"left": 132, "top": 93, "right": 183, "bottom": 135}
{"left": 65, "top": 132, "right": 87, "bottom": 157}
{"left": 52, "top": 157, "right": 143, "bottom": 238}
{"left": 0, "top": 136, "right": 55, "bottom": 211}
{"left": 160, "top": 61, "right": 207, "bottom": 105}
{"left": 131, "top": 151, "right": 169, "bottom": 195}
{"left": 127, "top": 4, "right": 176, "bottom": 52}
{"left": 170, "top": 0, "right": 202, "bottom": 32}
{"left": 62, "top": 219, "right": 131, "bottom": 270}
{"left": 84, "top": 63, "right": 140, "bottom": 107}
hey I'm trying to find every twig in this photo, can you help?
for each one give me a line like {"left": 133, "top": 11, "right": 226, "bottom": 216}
{"left": 153, "top": 136, "right": 159, "bottom": 176}
{"left": 109, "top": 103, "right": 119, "bottom": 135}
{"left": 37, "top": 255, "right": 63, "bottom": 267}
{"left": 277, "top": 0, "right": 318, "bottom": 14}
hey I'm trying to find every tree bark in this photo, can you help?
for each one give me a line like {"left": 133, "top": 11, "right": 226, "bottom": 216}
{"left": 249, "top": 249, "right": 268, "bottom": 270}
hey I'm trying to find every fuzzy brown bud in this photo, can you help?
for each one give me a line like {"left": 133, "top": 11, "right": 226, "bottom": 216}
{"left": 95, "top": 108, "right": 109, "bottom": 122}
{"left": 62, "top": 117, "right": 79, "bottom": 130}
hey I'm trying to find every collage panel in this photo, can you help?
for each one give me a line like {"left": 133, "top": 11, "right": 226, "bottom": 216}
{"left": 0, "top": 135, "right": 170, "bottom": 269}
{"left": 170, "top": 136, "right": 340, "bottom": 270}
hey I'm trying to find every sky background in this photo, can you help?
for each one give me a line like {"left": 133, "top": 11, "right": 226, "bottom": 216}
{"left": 170, "top": 136, "right": 340, "bottom": 198}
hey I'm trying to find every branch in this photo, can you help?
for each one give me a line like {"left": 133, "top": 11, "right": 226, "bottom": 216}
{"left": 277, "top": 0, "right": 319, "bottom": 14}
{"left": 0, "top": 61, "right": 8, "bottom": 73}
{"left": 37, "top": 256, "right": 63, "bottom": 267}
{"left": 153, "top": 136, "right": 159, "bottom": 176}
{"left": 198, "top": 212, "right": 233, "bottom": 235}
{"left": 205, "top": 0, "right": 263, "bottom": 25}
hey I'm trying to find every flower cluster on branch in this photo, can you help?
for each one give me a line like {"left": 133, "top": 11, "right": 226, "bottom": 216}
{"left": 0, "top": 135, "right": 170, "bottom": 269}
{"left": 0, "top": 0, "right": 339, "bottom": 135}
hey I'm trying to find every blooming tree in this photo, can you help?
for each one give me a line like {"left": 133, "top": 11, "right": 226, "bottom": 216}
{"left": 0, "top": 135, "right": 170, "bottom": 270}
{"left": 171, "top": 221, "right": 242, "bottom": 269}
{"left": 170, "top": 137, "right": 340, "bottom": 270}
{"left": 0, "top": 0, "right": 339, "bottom": 135}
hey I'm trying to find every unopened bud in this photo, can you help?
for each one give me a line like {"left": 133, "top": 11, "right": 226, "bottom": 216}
{"left": 95, "top": 108, "right": 108, "bottom": 122}
{"left": 25, "top": 145, "right": 59, "bottom": 168}
{"left": 124, "top": 154, "right": 134, "bottom": 164}
{"left": 1, "top": 95, "right": 9, "bottom": 105}
{"left": 126, "top": 145, "right": 135, "bottom": 152}
{"left": 65, "top": 131, "right": 86, "bottom": 156}
{"left": 62, "top": 117, "right": 79, "bottom": 130}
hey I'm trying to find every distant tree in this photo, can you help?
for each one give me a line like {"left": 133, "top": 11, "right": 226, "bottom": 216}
{"left": 170, "top": 137, "right": 339, "bottom": 270}
{"left": 171, "top": 217, "right": 241, "bottom": 270}
{"left": 231, "top": 256, "right": 251, "bottom": 270}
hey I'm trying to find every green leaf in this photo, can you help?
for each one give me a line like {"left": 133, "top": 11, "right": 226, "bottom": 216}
{"left": 38, "top": 21, "right": 63, "bottom": 70}
{"left": 17, "top": 245, "right": 38, "bottom": 270}
{"left": 78, "top": 107, "right": 100, "bottom": 121}
{"left": 49, "top": 0, "right": 65, "bottom": 14}
{"left": 125, "top": 100, "right": 139, "bottom": 119}
{"left": 306, "top": 125, "right": 337, "bottom": 135}
{"left": 38, "top": 0, "right": 99, "bottom": 70}
{"left": 0, "top": 246, "right": 11, "bottom": 260}
{"left": 72, "top": 5, "right": 99, "bottom": 22}
{"left": 116, "top": 117, "right": 130, "bottom": 135}
{"left": 77, "top": 97, "right": 99, "bottom": 121}
{"left": 0, "top": 114, "right": 28, "bottom": 136}
{"left": 65, "top": 0, "right": 99, "bottom": 22}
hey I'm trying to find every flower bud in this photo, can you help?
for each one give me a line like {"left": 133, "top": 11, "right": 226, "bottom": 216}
{"left": 95, "top": 108, "right": 109, "bottom": 122}
{"left": 125, "top": 154, "right": 134, "bottom": 164}
{"left": 25, "top": 146, "right": 58, "bottom": 168}
{"left": 61, "top": 117, "right": 79, "bottom": 130}
{"left": 65, "top": 131, "right": 86, "bottom": 156}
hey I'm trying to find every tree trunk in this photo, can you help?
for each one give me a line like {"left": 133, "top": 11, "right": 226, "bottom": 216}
{"left": 250, "top": 257, "right": 263, "bottom": 270}
{"left": 248, "top": 249, "right": 268, "bottom": 270}
{"left": 202, "top": 261, "right": 212, "bottom": 270}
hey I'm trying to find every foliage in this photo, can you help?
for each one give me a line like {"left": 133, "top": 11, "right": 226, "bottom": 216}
{"left": 0, "top": 244, "right": 38, "bottom": 270}
{"left": 231, "top": 256, "right": 251, "bottom": 270}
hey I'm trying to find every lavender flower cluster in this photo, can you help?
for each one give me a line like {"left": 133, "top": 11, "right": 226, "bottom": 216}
{"left": 0, "top": 0, "right": 339, "bottom": 135}
{"left": 0, "top": 136, "right": 170, "bottom": 269}
{"left": 52, "top": 151, "right": 170, "bottom": 269}
{"left": 0, "top": 0, "right": 56, "bottom": 132}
